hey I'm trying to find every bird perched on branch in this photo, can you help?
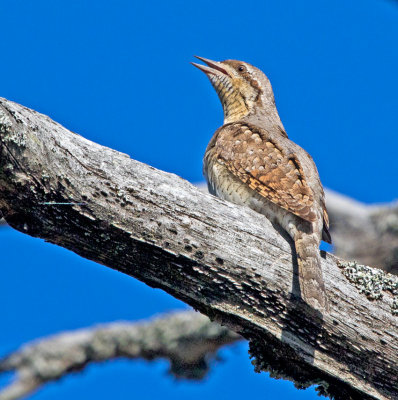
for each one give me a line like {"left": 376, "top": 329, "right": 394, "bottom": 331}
{"left": 192, "top": 56, "right": 331, "bottom": 312}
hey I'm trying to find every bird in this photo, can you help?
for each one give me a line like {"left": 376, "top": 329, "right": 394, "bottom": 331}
{"left": 192, "top": 56, "right": 331, "bottom": 312}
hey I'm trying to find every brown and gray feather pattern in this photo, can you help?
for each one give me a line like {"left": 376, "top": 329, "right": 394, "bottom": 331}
{"left": 213, "top": 123, "right": 317, "bottom": 223}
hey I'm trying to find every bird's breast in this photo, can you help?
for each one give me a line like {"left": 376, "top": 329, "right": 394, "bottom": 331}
{"left": 203, "top": 153, "right": 283, "bottom": 225}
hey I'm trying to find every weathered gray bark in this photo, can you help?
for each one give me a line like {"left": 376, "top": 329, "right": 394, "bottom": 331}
{"left": 0, "top": 97, "right": 397, "bottom": 400}
{"left": 2, "top": 188, "right": 398, "bottom": 274}
{"left": 0, "top": 311, "right": 241, "bottom": 400}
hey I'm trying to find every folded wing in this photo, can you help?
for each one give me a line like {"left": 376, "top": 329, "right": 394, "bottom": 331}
{"left": 212, "top": 123, "right": 318, "bottom": 223}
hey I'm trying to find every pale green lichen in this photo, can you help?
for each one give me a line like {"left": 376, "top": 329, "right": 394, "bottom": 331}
{"left": 338, "top": 260, "right": 398, "bottom": 315}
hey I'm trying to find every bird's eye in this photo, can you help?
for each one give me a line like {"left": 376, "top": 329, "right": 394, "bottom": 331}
{"left": 238, "top": 65, "right": 245, "bottom": 72}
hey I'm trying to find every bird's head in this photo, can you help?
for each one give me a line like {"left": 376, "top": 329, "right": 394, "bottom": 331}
{"left": 192, "top": 56, "right": 278, "bottom": 125}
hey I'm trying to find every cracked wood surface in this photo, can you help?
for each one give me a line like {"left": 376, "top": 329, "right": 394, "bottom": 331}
{"left": 4, "top": 186, "right": 398, "bottom": 272}
{"left": 0, "top": 97, "right": 397, "bottom": 400}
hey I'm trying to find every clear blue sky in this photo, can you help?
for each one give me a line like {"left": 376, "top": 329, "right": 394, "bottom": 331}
{"left": 0, "top": 1, "right": 397, "bottom": 399}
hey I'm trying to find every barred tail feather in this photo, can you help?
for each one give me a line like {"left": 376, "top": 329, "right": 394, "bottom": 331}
{"left": 294, "top": 233, "right": 329, "bottom": 313}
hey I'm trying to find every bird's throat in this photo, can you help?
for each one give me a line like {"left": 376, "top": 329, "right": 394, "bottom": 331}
{"left": 222, "top": 94, "right": 250, "bottom": 124}
{"left": 221, "top": 92, "right": 285, "bottom": 133}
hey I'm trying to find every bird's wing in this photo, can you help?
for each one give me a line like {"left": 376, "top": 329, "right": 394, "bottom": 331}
{"left": 211, "top": 122, "right": 317, "bottom": 223}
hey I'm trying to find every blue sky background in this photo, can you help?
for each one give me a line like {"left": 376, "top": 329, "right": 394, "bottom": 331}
{"left": 0, "top": 0, "right": 397, "bottom": 399}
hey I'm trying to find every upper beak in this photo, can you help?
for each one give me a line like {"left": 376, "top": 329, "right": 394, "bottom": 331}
{"left": 191, "top": 56, "right": 230, "bottom": 77}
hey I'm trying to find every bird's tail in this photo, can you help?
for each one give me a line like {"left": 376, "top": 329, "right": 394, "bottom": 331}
{"left": 294, "top": 232, "right": 329, "bottom": 313}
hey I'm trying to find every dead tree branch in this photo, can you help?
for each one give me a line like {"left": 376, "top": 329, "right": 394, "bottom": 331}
{"left": 0, "top": 97, "right": 397, "bottom": 400}
{"left": 326, "top": 190, "right": 398, "bottom": 274}
{"left": 3, "top": 187, "right": 398, "bottom": 274}
{"left": 0, "top": 311, "right": 240, "bottom": 400}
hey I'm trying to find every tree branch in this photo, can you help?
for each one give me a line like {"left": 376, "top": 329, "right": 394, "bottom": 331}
{"left": 0, "top": 311, "right": 240, "bottom": 400}
{"left": 0, "top": 97, "right": 397, "bottom": 400}
{"left": 3, "top": 186, "right": 398, "bottom": 272}
{"left": 326, "top": 190, "right": 398, "bottom": 274}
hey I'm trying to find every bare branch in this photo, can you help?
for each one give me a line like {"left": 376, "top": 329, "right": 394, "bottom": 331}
{"left": 0, "top": 311, "right": 240, "bottom": 400}
{"left": 0, "top": 97, "right": 397, "bottom": 400}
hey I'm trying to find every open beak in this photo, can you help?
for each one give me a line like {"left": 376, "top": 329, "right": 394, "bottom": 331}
{"left": 191, "top": 56, "right": 230, "bottom": 77}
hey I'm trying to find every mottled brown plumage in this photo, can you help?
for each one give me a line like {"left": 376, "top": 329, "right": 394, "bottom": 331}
{"left": 193, "top": 56, "right": 331, "bottom": 312}
{"left": 212, "top": 123, "right": 317, "bottom": 222}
